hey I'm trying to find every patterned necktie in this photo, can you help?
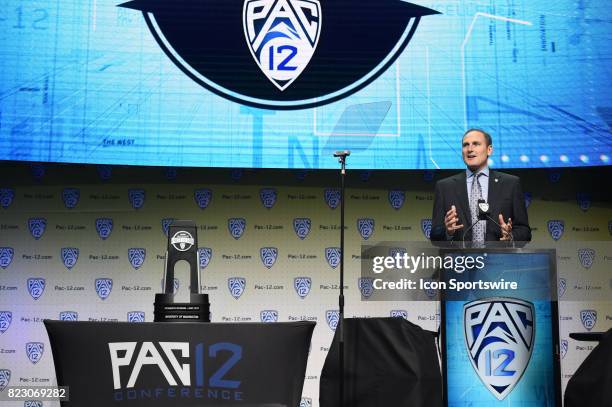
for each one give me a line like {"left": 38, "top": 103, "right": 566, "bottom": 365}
{"left": 470, "top": 172, "right": 485, "bottom": 244}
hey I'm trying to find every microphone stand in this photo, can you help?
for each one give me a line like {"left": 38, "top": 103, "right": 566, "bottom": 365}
{"left": 461, "top": 217, "right": 481, "bottom": 249}
{"left": 333, "top": 150, "right": 350, "bottom": 407}
{"left": 483, "top": 214, "right": 515, "bottom": 248}
{"left": 462, "top": 198, "right": 515, "bottom": 248}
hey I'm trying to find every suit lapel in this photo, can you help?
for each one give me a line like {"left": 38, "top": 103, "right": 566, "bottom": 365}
{"left": 453, "top": 172, "right": 471, "bottom": 233}
{"left": 487, "top": 170, "right": 500, "bottom": 218}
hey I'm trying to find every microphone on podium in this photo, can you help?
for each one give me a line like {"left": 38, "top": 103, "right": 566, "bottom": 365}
{"left": 479, "top": 200, "right": 514, "bottom": 243}
{"left": 477, "top": 200, "right": 489, "bottom": 220}
{"left": 461, "top": 200, "right": 514, "bottom": 247}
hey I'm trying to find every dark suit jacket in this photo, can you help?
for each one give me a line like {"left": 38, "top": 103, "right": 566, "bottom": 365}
{"left": 430, "top": 170, "right": 531, "bottom": 243}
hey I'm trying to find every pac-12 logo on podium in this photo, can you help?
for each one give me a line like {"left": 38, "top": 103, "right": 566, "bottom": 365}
{"left": 244, "top": 0, "right": 321, "bottom": 91}
{"left": 464, "top": 298, "right": 535, "bottom": 400}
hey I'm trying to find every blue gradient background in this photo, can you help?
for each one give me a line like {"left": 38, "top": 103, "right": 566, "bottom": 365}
{"left": 0, "top": 0, "right": 610, "bottom": 169}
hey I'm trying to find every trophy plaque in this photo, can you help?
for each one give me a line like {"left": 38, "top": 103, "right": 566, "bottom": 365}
{"left": 154, "top": 220, "right": 210, "bottom": 322}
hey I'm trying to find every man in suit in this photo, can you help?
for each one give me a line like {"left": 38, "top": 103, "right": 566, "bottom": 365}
{"left": 430, "top": 129, "right": 531, "bottom": 243}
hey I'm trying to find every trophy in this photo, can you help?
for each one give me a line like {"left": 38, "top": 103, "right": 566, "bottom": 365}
{"left": 154, "top": 220, "right": 210, "bottom": 322}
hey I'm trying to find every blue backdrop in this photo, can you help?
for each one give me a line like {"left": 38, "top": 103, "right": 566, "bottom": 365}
{"left": 0, "top": 0, "right": 610, "bottom": 169}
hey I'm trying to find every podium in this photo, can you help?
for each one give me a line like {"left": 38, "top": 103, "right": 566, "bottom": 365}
{"left": 44, "top": 320, "right": 314, "bottom": 407}
{"left": 439, "top": 248, "right": 561, "bottom": 406}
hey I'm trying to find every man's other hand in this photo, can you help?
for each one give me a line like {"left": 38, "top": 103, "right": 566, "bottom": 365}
{"left": 445, "top": 205, "right": 464, "bottom": 235}
{"left": 499, "top": 214, "right": 513, "bottom": 241}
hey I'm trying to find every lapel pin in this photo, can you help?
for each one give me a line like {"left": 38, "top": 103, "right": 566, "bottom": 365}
{"left": 495, "top": 178, "right": 499, "bottom": 183}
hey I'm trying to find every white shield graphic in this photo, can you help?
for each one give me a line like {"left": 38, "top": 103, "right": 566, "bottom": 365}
{"left": 464, "top": 297, "right": 535, "bottom": 401}
{"left": 244, "top": 0, "right": 321, "bottom": 91}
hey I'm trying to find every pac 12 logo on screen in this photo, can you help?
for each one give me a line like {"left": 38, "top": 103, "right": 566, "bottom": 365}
{"left": 118, "top": 0, "right": 438, "bottom": 109}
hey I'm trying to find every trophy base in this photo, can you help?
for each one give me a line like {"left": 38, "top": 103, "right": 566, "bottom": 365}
{"left": 153, "top": 293, "right": 210, "bottom": 322}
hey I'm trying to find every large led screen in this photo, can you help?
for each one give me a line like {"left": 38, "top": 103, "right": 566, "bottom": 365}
{"left": 0, "top": 0, "right": 610, "bottom": 169}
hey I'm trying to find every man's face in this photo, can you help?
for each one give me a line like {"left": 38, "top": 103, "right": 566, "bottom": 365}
{"left": 462, "top": 131, "right": 492, "bottom": 171}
